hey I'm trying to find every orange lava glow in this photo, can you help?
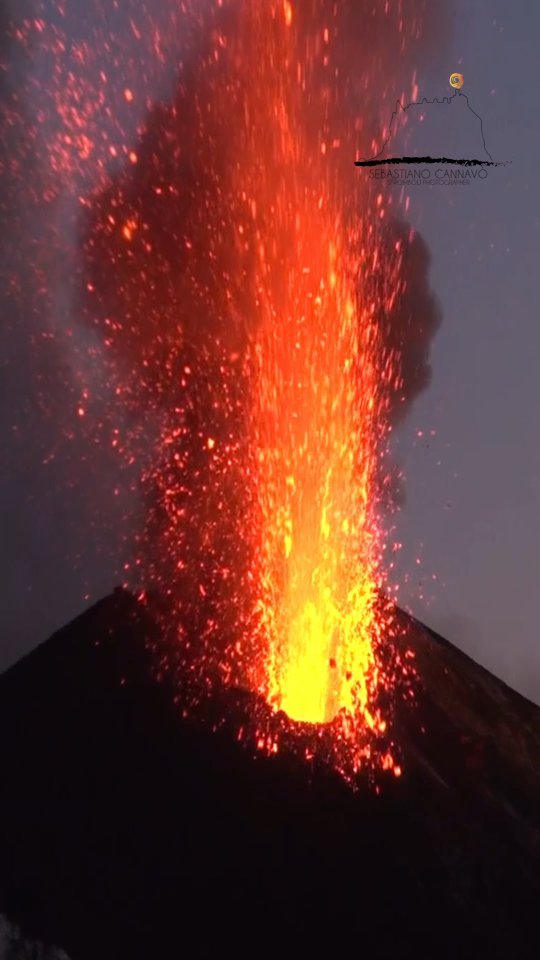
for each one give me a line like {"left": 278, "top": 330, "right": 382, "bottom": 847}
{"left": 98, "top": 0, "right": 423, "bottom": 777}
{"left": 3, "top": 0, "right": 433, "bottom": 780}
{"left": 220, "top": 3, "right": 405, "bottom": 758}
{"left": 250, "top": 220, "right": 385, "bottom": 728}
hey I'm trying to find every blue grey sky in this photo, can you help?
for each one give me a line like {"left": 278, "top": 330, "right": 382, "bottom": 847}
{"left": 391, "top": 0, "right": 540, "bottom": 701}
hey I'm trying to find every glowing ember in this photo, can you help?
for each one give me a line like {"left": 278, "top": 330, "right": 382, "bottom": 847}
{"left": 3, "top": 0, "right": 442, "bottom": 780}
{"left": 212, "top": 2, "right": 407, "bottom": 756}
{"left": 81, "top": 0, "right": 425, "bottom": 776}
{"left": 249, "top": 225, "right": 385, "bottom": 728}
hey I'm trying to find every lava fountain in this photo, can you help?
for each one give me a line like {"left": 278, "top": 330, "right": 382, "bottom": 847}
{"left": 222, "top": 2, "right": 405, "bottom": 741}
{"left": 76, "top": 0, "right": 442, "bottom": 775}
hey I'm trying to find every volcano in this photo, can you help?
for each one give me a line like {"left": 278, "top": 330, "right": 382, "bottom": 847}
{"left": 1, "top": 590, "right": 539, "bottom": 960}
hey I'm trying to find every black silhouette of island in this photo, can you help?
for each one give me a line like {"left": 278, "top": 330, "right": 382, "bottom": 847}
{"left": 355, "top": 91, "right": 509, "bottom": 167}
{"left": 1, "top": 589, "right": 539, "bottom": 959}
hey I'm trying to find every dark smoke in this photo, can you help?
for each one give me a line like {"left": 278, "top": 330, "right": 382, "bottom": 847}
{"left": 80, "top": 0, "right": 445, "bottom": 414}
{"left": 376, "top": 219, "right": 442, "bottom": 425}
{"left": 78, "top": 2, "right": 445, "bottom": 648}
{"left": 371, "top": 219, "right": 442, "bottom": 512}
{"left": 0, "top": 0, "right": 449, "bottom": 667}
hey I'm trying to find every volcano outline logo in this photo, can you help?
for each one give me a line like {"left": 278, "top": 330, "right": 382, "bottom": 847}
{"left": 354, "top": 82, "right": 510, "bottom": 169}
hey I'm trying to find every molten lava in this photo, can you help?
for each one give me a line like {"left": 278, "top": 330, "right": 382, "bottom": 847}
{"left": 4, "top": 0, "right": 443, "bottom": 778}
{"left": 81, "top": 0, "right": 423, "bottom": 775}
{"left": 219, "top": 2, "right": 404, "bottom": 744}
{"left": 250, "top": 226, "right": 384, "bottom": 728}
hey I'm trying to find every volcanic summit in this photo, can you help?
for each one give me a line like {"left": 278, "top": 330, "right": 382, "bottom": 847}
{"left": 1, "top": 590, "right": 540, "bottom": 959}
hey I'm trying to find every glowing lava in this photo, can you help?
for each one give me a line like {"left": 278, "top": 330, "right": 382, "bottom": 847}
{"left": 250, "top": 229, "right": 384, "bottom": 728}
{"left": 221, "top": 2, "right": 403, "bottom": 742}
{"left": 4, "top": 0, "right": 439, "bottom": 777}
{"left": 78, "top": 0, "right": 422, "bottom": 774}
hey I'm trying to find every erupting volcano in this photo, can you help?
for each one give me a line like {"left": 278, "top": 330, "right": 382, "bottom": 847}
{"left": 3, "top": 0, "right": 443, "bottom": 779}
{"left": 79, "top": 0, "right": 443, "bottom": 776}
{"left": 206, "top": 2, "right": 406, "bottom": 740}
{"left": 6, "top": 5, "right": 540, "bottom": 957}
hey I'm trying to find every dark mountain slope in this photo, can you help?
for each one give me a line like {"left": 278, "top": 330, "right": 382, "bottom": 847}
{"left": 1, "top": 589, "right": 539, "bottom": 959}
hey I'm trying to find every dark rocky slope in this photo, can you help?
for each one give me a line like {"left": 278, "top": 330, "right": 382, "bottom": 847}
{"left": 1, "top": 589, "right": 539, "bottom": 959}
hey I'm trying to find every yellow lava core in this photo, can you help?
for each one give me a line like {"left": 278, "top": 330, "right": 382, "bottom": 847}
{"left": 59, "top": 0, "right": 422, "bottom": 777}
{"left": 251, "top": 226, "right": 384, "bottom": 729}
{"left": 214, "top": 1, "right": 399, "bottom": 738}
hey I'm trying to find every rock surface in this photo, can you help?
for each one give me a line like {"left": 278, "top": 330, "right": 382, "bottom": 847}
{"left": 1, "top": 589, "right": 539, "bottom": 959}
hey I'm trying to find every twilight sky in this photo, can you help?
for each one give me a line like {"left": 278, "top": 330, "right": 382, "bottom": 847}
{"left": 1, "top": 0, "right": 539, "bottom": 705}
{"left": 391, "top": 0, "right": 540, "bottom": 701}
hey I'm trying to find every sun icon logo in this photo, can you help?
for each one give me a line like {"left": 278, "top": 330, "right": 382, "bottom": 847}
{"left": 449, "top": 72, "right": 464, "bottom": 89}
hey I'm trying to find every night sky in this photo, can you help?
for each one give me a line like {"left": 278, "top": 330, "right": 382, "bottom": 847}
{"left": 1, "top": 0, "right": 539, "bottom": 705}
{"left": 391, "top": 0, "right": 540, "bottom": 703}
